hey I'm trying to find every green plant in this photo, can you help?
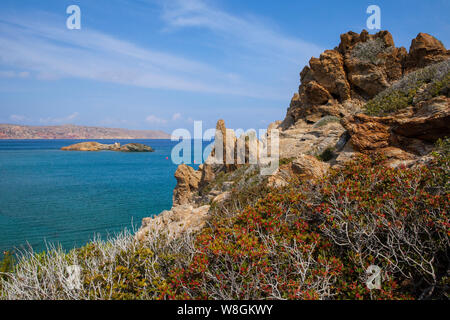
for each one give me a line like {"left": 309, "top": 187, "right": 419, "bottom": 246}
{"left": 351, "top": 38, "right": 393, "bottom": 65}
{"left": 314, "top": 116, "right": 341, "bottom": 128}
{"left": 365, "top": 60, "right": 450, "bottom": 116}
{"left": 316, "top": 147, "right": 335, "bottom": 162}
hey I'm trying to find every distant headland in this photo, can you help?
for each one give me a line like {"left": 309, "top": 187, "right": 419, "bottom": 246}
{"left": 0, "top": 124, "right": 170, "bottom": 139}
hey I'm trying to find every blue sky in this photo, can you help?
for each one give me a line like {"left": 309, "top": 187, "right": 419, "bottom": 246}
{"left": 0, "top": 0, "right": 449, "bottom": 133}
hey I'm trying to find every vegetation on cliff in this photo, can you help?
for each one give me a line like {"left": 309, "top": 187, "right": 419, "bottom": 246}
{"left": 365, "top": 60, "right": 450, "bottom": 116}
{"left": 1, "top": 30, "right": 449, "bottom": 300}
{"left": 1, "top": 139, "right": 448, "bottom": 300}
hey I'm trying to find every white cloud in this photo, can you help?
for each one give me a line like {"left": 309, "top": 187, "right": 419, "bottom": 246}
{"left": 160, "top": 0, "right": 322, "bottom": 63}
{"left": 9, "top": 114, "right": 27, "bottom": 122}
{"left": 172, "top": 113, "right": 182, "bottom": 121}
{"left": 0, "top": 70, "right": 30, "bottom": 79}
{"left": 145, "top": 115, "right": 168, "bottom": 125}
{"left": 39, "top": 112, "right": 79, "bottom": 125}
{"left": 0, "top": 12, "right": 289, "bottom": 99}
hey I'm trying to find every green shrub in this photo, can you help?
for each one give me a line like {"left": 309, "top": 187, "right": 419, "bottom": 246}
{"left": 313, "top": 116, "right": 341, "bottom": 128}
{"left": 351, "top": 39, "right": 393, "bottom": 65}
{"left": 365, "top": 60, "right": 450, "bottom": 116}
{"left": 316, "top": 147, "right": 335, "bottom": 162}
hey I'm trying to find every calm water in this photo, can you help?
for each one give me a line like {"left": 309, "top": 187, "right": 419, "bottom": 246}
{"left": 0, "top": 139, "right": 203, "bottom": 256}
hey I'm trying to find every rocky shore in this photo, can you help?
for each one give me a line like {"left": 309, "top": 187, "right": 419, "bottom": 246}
{"left": 137, "top": 30, "right": 449, "bottom": 241}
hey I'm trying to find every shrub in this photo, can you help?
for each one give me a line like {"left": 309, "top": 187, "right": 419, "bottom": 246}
{"left": 314, "top": 116, "right": 341, "bottom": 128}
{"left": 1, "top": 141, "right": 448, "bottom": 300}
{"left": 351, "top": 39, "right": 394, "bottom": 65}
{"left": 316, "top": 147, "right": 335, "bottom": 162}
{"left": 365, "top": 60, "right": 450, "bottom": 116}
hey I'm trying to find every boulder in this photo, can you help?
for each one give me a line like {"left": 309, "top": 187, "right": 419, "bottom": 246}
{"left": 119, "top": 143, "right": 154, "bottom": 152}
{"left": 405, "top": 33, "right": 450, "bottom": 72}
{"left": 136, "top": 205, "right": 210, "bottom": 240}
{"left": 173, "top": 164, "right": 202, "bottom": 206}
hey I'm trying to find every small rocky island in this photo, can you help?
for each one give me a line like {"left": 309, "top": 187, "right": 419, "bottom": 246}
{"left": 61, "top": 142, "right": 154, "bottom": 152}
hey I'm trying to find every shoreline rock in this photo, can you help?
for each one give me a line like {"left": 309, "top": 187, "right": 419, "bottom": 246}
{"left": 61, "top": 141, "right": 154, "bottom": 152}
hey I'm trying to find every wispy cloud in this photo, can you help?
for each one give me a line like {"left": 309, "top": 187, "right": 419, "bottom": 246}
{"left": 145, "top": 115, "right": 168, "bottom": 125}
{"left": 0, "top": 70, "right": 30, "bottom": 79}
{"left": 9, "top": 114, "right": 29, "bottom": 122}
{"left": 159, "top": 0, "right": 322, "bottom": 63}
{"left": 172, "top": 113, "right": 182, "bottom": 121}
{"left": 0, "top": 2, "right": 322, "bottom": 101}
{"left": 0, "top": 10, "right": 294, "bottom": 99}
{"left": 39, "top": 112, "right": 80, "bottom": 125}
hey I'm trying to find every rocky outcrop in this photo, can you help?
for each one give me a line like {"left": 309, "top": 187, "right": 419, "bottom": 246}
{"left": 135, "top": 205, "right": 210, "bottom": 240}
{"left": 137, "top": 30, "right": 449, "bottom": 242}
{"left": 119, "top": 143, "right": 154, "bottom": 152}
{"left": 268, "top": 155, "right": 330, "bottom": 187}
{"left": 341, "top": 96, "right": 450, "bottom": 165}
{"left": 405, "top": 33, "right": 450, "bottom": 72}
{"left": 173, "top": 164, "right": 202, "bottom": 206}
{"left": 61, "top": 142, "right": 154, "bottom": 152}
{"left": 282, "top": 30, "right": 449, "bottom": 129}
{"left": 61, "top": 142, "right": 116, "bottom": 151}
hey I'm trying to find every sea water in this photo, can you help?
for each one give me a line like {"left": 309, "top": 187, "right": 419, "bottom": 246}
{"left": 0, "top": 139, "right": 205, "bottom": 256}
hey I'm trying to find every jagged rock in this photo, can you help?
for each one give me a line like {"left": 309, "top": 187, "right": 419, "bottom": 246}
{"left": 341, "top": 96, "right": 450, "bottom": 162}
{"left": 282, "top": 30, "right": 449, "bottom": 132}
{"left": 278, "top": 120, "right": 346, "bottom": 159}
{"left": 341, "top": 114, "right": 391, "bottom": 151}
{"left": 119, "top": 143, "right": 154, "bottom": 152}
{"left": 268, "top": 155, "right": 329, "bottom": 187}
{"left": 342, "top": 30, "right": 406, "bottom": 98}
{"left": 405, "top": 33, "right": 450, "bottom": 72}
{"left": 136, "top": 205, "right": 210, "bottom": 240}
{"left": 304, "top": 81, "right": 332, "bottom": 105}
{"left": 307, "top": 50, "right": 351, "bottom": 101}
{"left": 173, "top": 164, "right": 202, "bottom": 206}
{"left": 291, "top": 155, "right": 330, "bottom": 179}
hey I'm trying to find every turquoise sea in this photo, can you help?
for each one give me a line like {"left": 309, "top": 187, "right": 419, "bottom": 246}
{"left": 0, "top": 139, "right": 203, "bottom": 256}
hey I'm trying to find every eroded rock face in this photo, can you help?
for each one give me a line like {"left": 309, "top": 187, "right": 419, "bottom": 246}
{"left": 137, "top": 30, "right": 449, "bottom": 242}
{"left": 119, "top": 143, "right": 154, "bottom": 152}
{"left": 173, "top": 164, "right": 202, "bottom": 206}
{"left": 136, "top": 205, "right": 210, "bottom": 240}
{"left": 341, "top": 30, "right": 406, "bottom": 98}
{"left": 268, "top": 155, "right": 330, "bottom": 187}
{"left": 341, "top": 96, "right": 450, "bottom": 164}
{"left": 405, "top": 33, "right": 450, "bottom": 72}
{"left": 283, "top": 30, "right": 449, "bottom": 129}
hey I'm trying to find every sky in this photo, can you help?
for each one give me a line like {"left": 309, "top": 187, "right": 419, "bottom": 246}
{"left": 0, "top": 0, "right": 449, "bottom": 134}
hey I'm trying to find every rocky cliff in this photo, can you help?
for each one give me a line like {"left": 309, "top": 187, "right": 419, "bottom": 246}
{"left": 137, "top": 30, "right": 449, "bottom": 241}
